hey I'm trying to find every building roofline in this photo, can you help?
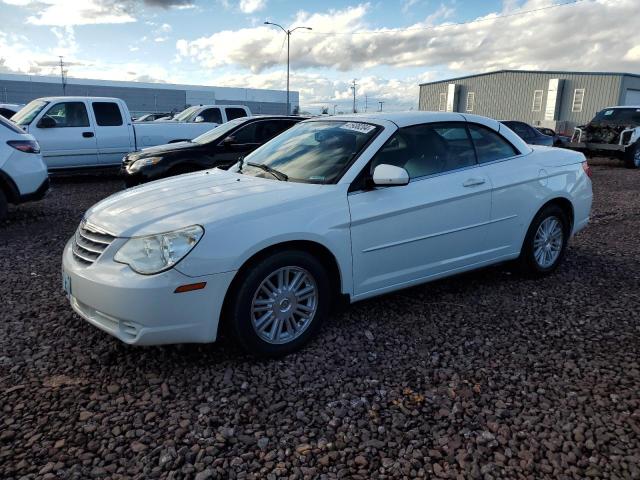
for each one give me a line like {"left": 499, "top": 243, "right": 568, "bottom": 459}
{"left": 419, "top": 69, "right": 640, "bottom": 86}
{"left": 0, "top": 72, "right": 299, "bottom": 99}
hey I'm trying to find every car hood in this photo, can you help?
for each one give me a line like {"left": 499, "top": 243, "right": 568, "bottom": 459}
{"left": 138, "top": 141, "right": 202, "bottom": 156}
{"left": 84, "top": 169, "right": 327, "bottom": 237}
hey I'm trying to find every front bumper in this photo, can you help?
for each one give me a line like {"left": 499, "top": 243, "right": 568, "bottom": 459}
{"left": 566, "top": 142, "right": 628, "bottom": 153}
{"left": 62, "top": 238, "right": 236, "bottom": 345}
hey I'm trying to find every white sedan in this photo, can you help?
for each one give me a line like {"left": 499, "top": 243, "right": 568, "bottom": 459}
{"left": 62, "top": 112, "right": 593, "bottom": 356}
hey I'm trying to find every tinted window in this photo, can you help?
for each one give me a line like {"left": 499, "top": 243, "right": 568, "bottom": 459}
{"left": 593, "top": 108, "right": 640, "bottom": 124}
{"left": 370, "top": 123, "right": 476, "bottom": 179}
{"left": 0, "top": 108, "right": 16, "bottom": 119}
{"left": 503, "top": 121, "right": 533, "bottom": 139}
{"left": 92, "top": 102, "right": 123, "bottom": 126}
{"left": 226, "top": 107, "right": 248, "bottom": 120}
{"left": 42, "top": 102, "right": 89, "bottom": 128}
{"left": 200, "top": 108, "right": 222, "bottom": 123}
{"left": 0, "top": 115, "right": 26, "bottom": 134}
{"left": 468, "top": 124, "right": 518, "bottom": 163}
{"left": 232, "top": 121, "right": 261, "bottom": 144}
{"left": 259, "top": 120, "right": 297, "bottom": 142}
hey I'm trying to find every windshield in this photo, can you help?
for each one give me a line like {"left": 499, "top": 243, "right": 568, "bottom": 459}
{"left": 174, "top": 106, "right": 199, "bottom": 122}
{"left": 11, "top": 100, "right": 49, "bottom": 126}
{"left": 593, "top": 108, "right": 640, "bottom": 125}
{"left": 230, "top": 120, "right": 380, "bottom": 184}
{"left": 192, "top": 118, "right": 247, "bottom": 144}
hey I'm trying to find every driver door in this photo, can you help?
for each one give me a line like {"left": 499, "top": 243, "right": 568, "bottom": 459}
{"left": 348, "top": 122, "right": 493, "bottom": 297}
{"left": 33, "top": 101, "right": 97, "bottom": 169}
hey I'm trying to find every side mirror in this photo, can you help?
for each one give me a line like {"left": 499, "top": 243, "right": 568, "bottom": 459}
{"left": 222, "top": 136, "right": 236, "bottom": 147}
{"left": 372, "top": 164, "right": 409, "bottom": 186}
{"left": 37, "top": 116, "right": 56, "bottom": 129}
{"left": 194, "top": 115, "right": 205, "bottom": 123}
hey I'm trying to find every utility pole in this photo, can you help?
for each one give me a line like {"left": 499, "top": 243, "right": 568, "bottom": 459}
{"left": 379, "top": 101, "right": 384, "bottom": 112}
{"left": 59, "top": 56, "right": 67, "bottom": 96}
{"left": 351, "top": 79, "right": 357, "bottom": 113}
{"left": 264, "top": 21, "right": 312, "bottom": 115}
{"left": 365, "top": 94, "right": 368, "bottom": 112}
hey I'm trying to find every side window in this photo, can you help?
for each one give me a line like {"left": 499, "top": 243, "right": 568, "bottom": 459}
{"left": 92, "top": 102, "right": 123, "bottom": 126}
{"left": 0, "top": 108, "right": 15, "bottom": 119}
{"left": 226, "top": 107, "right": 248, "bottom": 120}
{"left": 200, "top": 108, "right": 222, "bottom": 124}
{"left": 468, "top": 124, "right": 519, "bottom": 164}
{"left": 370, "top": 122, "right": 476, "bottom": 179}
{"left": 259, "top": 120, "right": 296, "bottom": 142}
{"left": 43, "top": 102, "right": 89, "bottom": 128}
{"left": 231, "top": 122, "right": 260, "bottom": 144}
{"left": 505, "top": 121, "right": 532, "bottom": 139}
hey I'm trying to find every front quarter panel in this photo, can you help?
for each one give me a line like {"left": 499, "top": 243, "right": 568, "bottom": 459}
{"left": 174, "top": 184, "right": 353, "bottom": 295}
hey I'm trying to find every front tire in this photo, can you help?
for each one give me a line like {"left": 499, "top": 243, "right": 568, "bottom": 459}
{"left": 518, "top": 204, "right": 570, "bottom": 276}
{"left": 228, "top": 250, "right": 331, "bottom": 357}
{"left": 623, "top": 142, "right": 640, "bottom": 169}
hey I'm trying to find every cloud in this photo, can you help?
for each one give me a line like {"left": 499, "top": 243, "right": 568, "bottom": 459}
{"left": 1, "top": 0, "right": 193, "bottom": 26}
{"left": 239, "top": 0, "right": 265, "bottom": 14}
{"left": 209, "top": 70, "right": 434, "bottom": 111}
{"left": 177, "top": 0, "right": 640, "bottom": 74}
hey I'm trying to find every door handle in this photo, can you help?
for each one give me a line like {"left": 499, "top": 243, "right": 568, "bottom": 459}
{"left": 82, "top": 132, "right": 94, "bottom": 138}
{"left": 463, "top": 178, "right": 486, "bottom": 187}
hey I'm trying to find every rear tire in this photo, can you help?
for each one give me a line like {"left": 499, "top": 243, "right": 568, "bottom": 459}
{"left": 228, "top": 250, "right": 331, "bottom": 357}
{"left": 623, "top": 142, "right": 640, "bottom": 169}
{"left": 518, "top": 204, "right": 570, "bottom": 277}
{"left": 0, "top": 189, "right": 7, "bottom": 221}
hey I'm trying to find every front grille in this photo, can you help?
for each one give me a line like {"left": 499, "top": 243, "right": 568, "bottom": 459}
{"left": 72, "top": 222, "right": 115, "bottom": 266}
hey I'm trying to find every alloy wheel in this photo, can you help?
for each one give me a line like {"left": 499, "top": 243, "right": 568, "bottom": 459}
{"left": 250, "top": 266, "right": 318, "bottom": 345}
{"left": 533, "top": 216, "right": 564, "bottom": 268}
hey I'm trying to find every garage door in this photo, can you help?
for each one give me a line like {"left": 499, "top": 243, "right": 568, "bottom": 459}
{"left": 623, "top": 89, "right": 640, "bottom": 105}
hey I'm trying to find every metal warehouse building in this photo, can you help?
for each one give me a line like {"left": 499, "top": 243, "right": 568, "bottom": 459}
{"left": 0, "top": 72, "right": 299, "bottom": 117}
{"left": 419, "top": 70, "right": 640, "bottom": 134}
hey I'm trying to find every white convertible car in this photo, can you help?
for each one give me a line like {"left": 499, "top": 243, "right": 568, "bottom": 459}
{"left": 62, "top": 112, "right": 593, "bottom": 356}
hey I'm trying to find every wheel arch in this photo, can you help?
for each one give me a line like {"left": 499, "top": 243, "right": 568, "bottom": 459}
{"left": 0, "top": 169, "right": 20, "bottom": 204}
{"left": 520, "top": 196, "right": 575, "bottom": 255}
{"left": 220, "top": 239, "right": 346, "bottom": 330}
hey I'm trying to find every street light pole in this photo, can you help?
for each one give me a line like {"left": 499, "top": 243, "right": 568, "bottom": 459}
{"left": 264, "top": 22, "right": 312, "bottom": 115}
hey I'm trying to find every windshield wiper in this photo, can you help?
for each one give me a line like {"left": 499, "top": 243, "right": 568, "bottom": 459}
{"left": 245, "top": 162, "right": 288, "bottom": 181}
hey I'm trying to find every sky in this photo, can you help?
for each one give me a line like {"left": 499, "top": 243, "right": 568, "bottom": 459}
{"left": 1, "top": 0, "right": 639, "bottom": 113}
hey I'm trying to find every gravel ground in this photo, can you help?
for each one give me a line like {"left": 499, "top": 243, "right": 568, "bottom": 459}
{"left": 1, "top": 159, "right": 639, "bottom": 479}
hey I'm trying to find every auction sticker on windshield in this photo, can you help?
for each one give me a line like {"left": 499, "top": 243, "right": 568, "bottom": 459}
{"left": 340, "top": 122, "right": 376, "bottom": 134}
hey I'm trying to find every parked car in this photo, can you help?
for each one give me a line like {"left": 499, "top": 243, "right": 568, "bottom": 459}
{"left": 122, "top": 115, "right": 304, "bottom": 186}
{"left": 11, "top": 97, "right": 218, "bottom": 171}
{"left": 535, "top": 127, "right": 570, "bottom": 147}
{"left": 568, "top": 106, "right": 640, "bottom": 168}
{"left": 0, "top": 115, "right": 49, "bottom": 220}
{"left": 501, "top": 120, "right": 554, "bottom": 146}
{"left": 0, "top": 103, "right": 24, "bottom": 119}
{"left": 161, "top": 105, "right": 251, "bottom": 124}
{"left": 135, "top": 113, "right": 172, "bottom": 122}
{"left": 62, "top": 112, "right": 592, "bottom": 357}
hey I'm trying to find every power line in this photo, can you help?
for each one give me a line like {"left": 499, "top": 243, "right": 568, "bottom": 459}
{"left": 297, "top": 0, "right": 586, "bottom": 36}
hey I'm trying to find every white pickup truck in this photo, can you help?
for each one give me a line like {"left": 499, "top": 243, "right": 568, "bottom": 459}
{"left": 11, "top": 97, "right": 219, "bottom": 170}
{"left": 162, "top": 104, "right": 251, "bottom": 124}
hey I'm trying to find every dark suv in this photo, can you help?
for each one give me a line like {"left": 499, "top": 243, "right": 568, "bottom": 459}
{"left": 122, "top": 116, "right": 305, "bottom": 186}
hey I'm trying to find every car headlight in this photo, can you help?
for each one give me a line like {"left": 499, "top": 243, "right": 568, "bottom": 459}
{"left": 128, "top": 156, "right": 162, "bottom": 172}
{"left": 114, "top": 225, "right": 204, "bottom": 274}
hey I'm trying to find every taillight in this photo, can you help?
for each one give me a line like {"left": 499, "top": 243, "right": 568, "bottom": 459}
{"left": 6, "top": 140, "right": 40, "bottom": 154}
{"left": 582, "top": 161, "right": 592, "bottom": 179}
